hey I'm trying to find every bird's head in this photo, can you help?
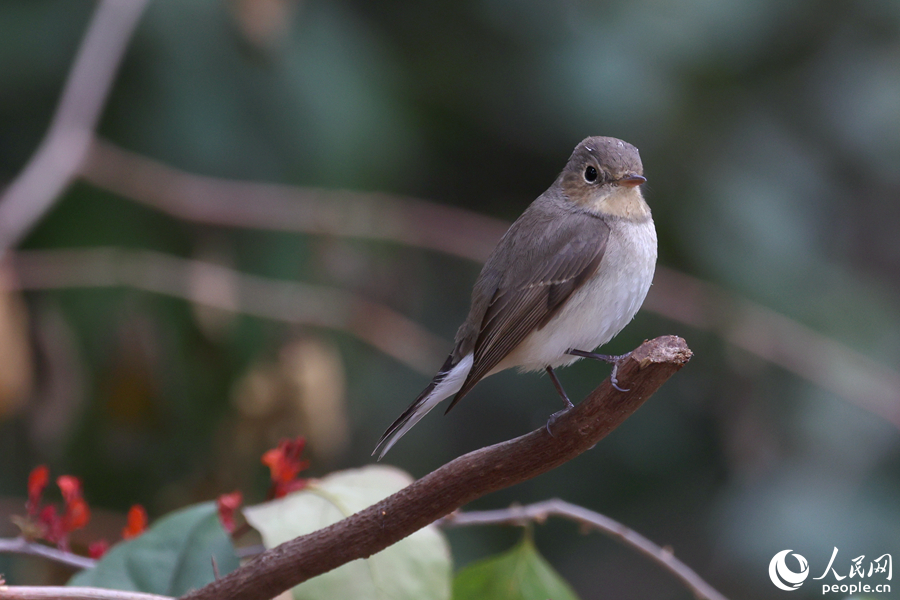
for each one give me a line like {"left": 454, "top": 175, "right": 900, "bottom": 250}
{"left": 558, "top": 136, "right": 650, "bottom": 220}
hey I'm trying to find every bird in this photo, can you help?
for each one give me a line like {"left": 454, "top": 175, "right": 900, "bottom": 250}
{"left": 374, "top": 136, "right": 657, "bottom": 459}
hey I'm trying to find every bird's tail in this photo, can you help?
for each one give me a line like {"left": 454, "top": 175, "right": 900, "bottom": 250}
{"left": 373, "top": 353, "right": 473, "bottom": 460}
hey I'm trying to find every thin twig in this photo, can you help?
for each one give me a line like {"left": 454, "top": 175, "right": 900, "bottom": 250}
{"left": 0, "top": 0, "right": 149, "bottom": 253}
{"left": 0, "top": 538, "right": 95, "bottom": 571}
{"left": 179, "top": 336, "right": 692, "bottom": 600}
{"left": 230, "top": 498, "right": 729, "bottom": 600}
{"left": 442, "top": 499, "right": 728, "bottom": 600}
{"left": 0, "top": 587, "right": 171, "bottom": 600}
{"left": 78, "top": 140, "right": 900, "bottom": 430}
{"left": 5, "top": 248, "right": 447, "bottom": 375}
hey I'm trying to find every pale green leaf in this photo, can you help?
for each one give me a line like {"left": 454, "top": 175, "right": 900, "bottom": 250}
{"left": 243, "top": 465, "right": 452, "bottom": 600}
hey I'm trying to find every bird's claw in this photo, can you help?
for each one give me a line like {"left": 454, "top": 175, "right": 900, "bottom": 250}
{"left": 567, "top": 348, "right": 631, "bottom": 392}
{"left": 545, "top": 406, "right": 572, "bottom": 438}
{"left": 609, "top": 361, "right": 630, "bottom": 392}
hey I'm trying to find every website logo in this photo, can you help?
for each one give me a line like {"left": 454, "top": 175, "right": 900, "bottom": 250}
{"left": 769, "top": 550, "right": 809, "bottom": 591}
{"left": 768, "top": 548, "right": 892, "bottom": 595}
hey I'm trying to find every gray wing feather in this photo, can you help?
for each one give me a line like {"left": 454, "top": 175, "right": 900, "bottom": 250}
{"left": 446, "top": 206, "right": 610, "bottom": 411}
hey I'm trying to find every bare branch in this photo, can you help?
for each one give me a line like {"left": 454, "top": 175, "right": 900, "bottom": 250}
{"left": 0, "top": 0, "right": 149, "bottom": 253}
{"left": 78, "top": 140, "right": 900, "bottom": 429}
{"left": 179, "top": 336, "right": 692, "bottom": 600}
{"left": 0, "top": 538, "right": 95, "bottom": 571}
{"left": 0, "top": 586, "right": 171, "bottom": 600}
{"left": 646, "top": 268, "right": 900, "bottom": 429}
{"left": 229, "top": 496, "right": 729, "bottom": 600}
{"left": 443, "top": 499, "right": 728, "bottom": 600}
{"left": 80, "top": 139, "right": 507, "bottom": 263}
{"left": 6, "top": 248, "right": 447, "bottom": 376}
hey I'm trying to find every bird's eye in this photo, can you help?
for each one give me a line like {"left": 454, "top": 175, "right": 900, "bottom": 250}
{"left": 584, "top": 165, "right": 598, "bottom": 183}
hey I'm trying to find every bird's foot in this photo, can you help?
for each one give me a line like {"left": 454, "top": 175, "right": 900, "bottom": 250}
{"left": 545, "top": 406, "right": 572, "bottom": 438}
{"left": 566, "top": 349, "right": 632, "bottom": 392}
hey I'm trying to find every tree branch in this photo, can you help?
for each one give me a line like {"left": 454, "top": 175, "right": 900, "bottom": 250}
{"left": 0, "top": 0, "right": 148, "bottom": 253}
{"left": 6, "top": 247, "right": 447, "bottom": 375}
{"left": 179, "top": 335, "right": 691, "bottom": 600}
{"left": 0, "top": 587, "right": 170, "bottom": 600}
{"left": 0, "top": 538, "right": 95, "bottom": 571}
{"left": 646, "top": 268, "right": 900, "bottom": 428}
{"left": 80, "top": 139, "right": 506, "bottom": 263}
{"left": 442, "top": 499, "right": 727, "bottom": 600}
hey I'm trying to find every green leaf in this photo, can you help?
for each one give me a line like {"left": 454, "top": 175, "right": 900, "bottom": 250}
{"left": 453, "top": 535, "right": 580, "bottom": 600}
{"left": 68, "top": 502, "right": 239, "bottom": 595}
{"left": 243, "top": 465, "right": 451, "bottom": 600}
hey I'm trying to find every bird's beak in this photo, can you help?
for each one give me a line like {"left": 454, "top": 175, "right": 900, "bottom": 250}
{"left": 616, "top": 174, "right": 647, "bottom": 187}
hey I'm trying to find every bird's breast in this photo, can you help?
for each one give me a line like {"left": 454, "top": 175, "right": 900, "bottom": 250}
{"left": 495, "top": 216, "right": 657, "bottom": 373}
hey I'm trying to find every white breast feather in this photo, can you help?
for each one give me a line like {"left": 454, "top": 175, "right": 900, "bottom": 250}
{"left": 493, "top": 217, "right": 657, "bottom": 373}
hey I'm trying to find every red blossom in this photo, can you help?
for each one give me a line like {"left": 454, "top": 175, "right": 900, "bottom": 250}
{"left": 88, "top": 539, "right": 109, "bottom": 559}
{"left": 56, "top": 475, "right": 82, "bottom": 504}
{"left": 262, "top": 437, "right": 310, "bottom": 498}
{"left": 38, "top": 505, "right": 63, "bottom": 544}
{"left": 122, "top": 504, "right": 148, "bottom": 540}
{"left": 63, "top": 497, "right": 90, "bottom": 533}
{"left": 18, "top": 467, "right": 99, "bottom": 553}
{"left": 26, "top": 465, "right": 49, "bottom": 516}
{"left": 216, "top": 491, "right": 243, "bottom": 534}
{"left": 55, "top": 475, "right": 90, "bottom": 537}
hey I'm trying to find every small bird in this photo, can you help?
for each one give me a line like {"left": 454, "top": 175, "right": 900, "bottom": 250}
{"left": 374, "top": 136, "right": 657, "bottom": 459}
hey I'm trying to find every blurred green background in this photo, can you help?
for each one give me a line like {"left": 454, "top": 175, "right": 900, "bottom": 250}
{"left": 1, "top": 0, "right": 899, "bottom": 598}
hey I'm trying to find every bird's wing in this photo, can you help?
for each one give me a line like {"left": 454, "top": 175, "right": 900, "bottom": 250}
{"left": 447, "top": 212, "right": 610, "bottom": 410}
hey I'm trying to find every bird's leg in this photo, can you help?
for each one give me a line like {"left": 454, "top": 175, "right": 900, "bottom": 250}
{"left": 566, "top": 348, "right": 631, "bottom": 392}
{"left": 544, "top": 366, "right": 574, "bottom": 437}
{"left": 546, "top": 366, "right": 575, "bottom": 408}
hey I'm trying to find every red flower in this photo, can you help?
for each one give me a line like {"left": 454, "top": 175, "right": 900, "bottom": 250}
{"left": 56, "top": 475, "right": 82, "bottom": 504}
{"left": 262, "top": 437, "right": 310, "bottom": 499}
{"left": 38, "top": 505, "right": 63, "bottom": 544}
{"left": 63, "top": 497, "right": 90, "bottom": 532}
{"left": 122, "top": 504, "right": 147, "bottom": 540}
{"left": 56, "top": 475, "right": 90, "bottom": 537}
{"left": 262, "top": 438, "right": 310, "bottom": 483}
{"left": 216, "top": 491, "right": 243, "bottom": 534}
{"left": 26, "top": 465, "right": 49, "bottom": 516}
{"left": 17, "top": 467, "right": 98, "bottom": 552}
{"left": 88, "top": 539, "right": 109, "bottom": 559}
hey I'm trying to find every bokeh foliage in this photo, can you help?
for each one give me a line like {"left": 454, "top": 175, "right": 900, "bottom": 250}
{"left": 1, "top": 0, "right": 899, "bottom": 598}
